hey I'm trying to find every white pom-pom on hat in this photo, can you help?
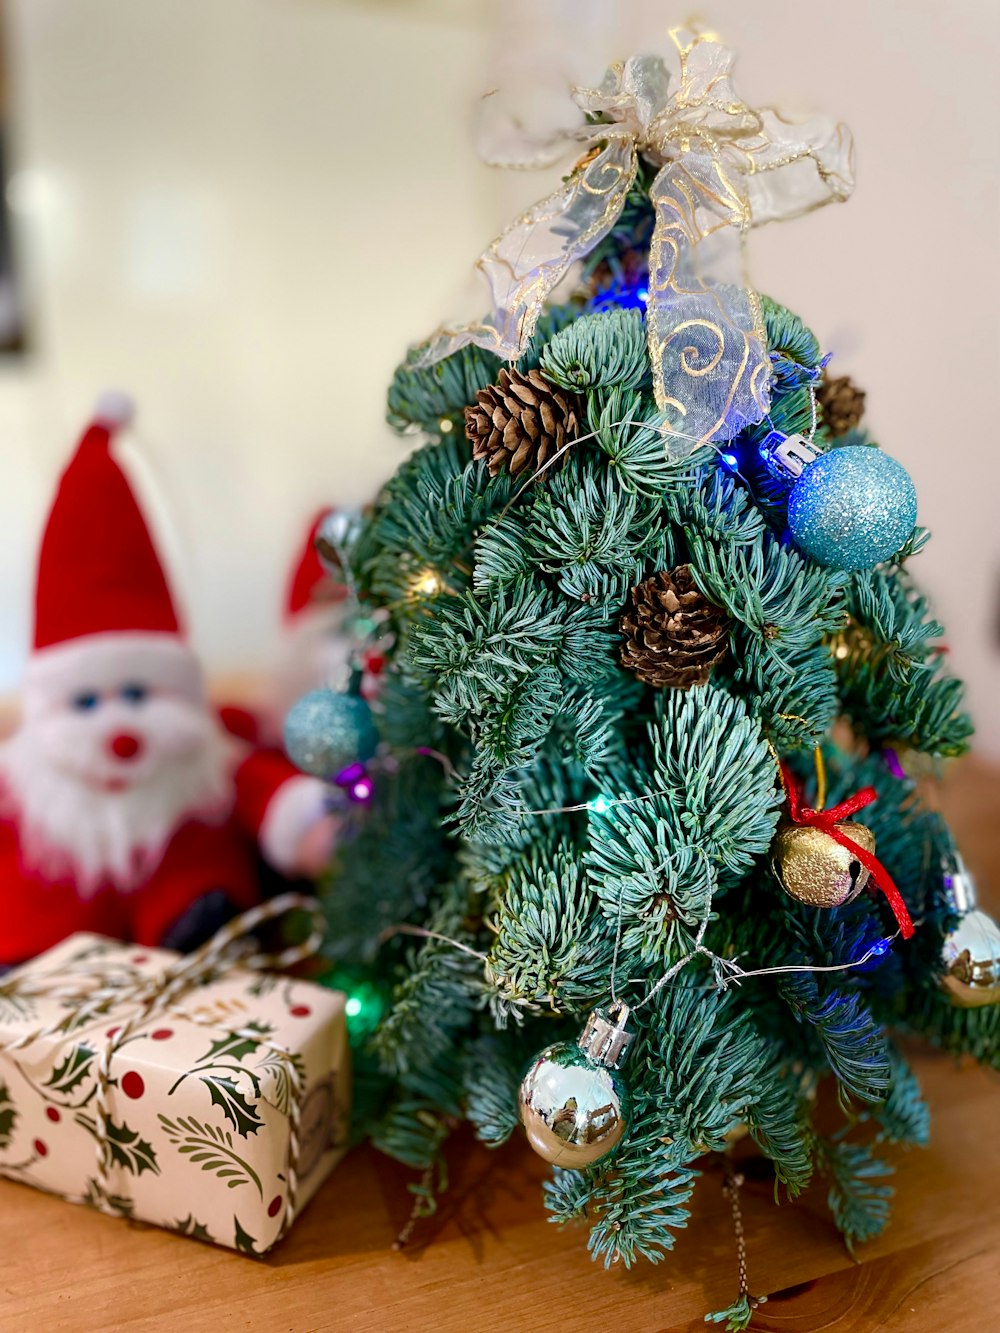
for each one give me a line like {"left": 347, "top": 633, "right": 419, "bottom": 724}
{"left": 93, "top": 389, "right": 135, "bottom": 429}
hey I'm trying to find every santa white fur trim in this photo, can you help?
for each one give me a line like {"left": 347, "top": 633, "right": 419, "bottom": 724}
{"left": 23, "top": 632, "right": 205, "bottom": 718}
{"left": 258, "top": 774, "right": 328, "bottom": 874}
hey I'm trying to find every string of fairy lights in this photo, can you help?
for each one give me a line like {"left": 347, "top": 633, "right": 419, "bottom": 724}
{"left": 380, "top": 747, "right": 903, "bottom": 1007}
{"left": 344, "top": 398, "right": 902, "bottom": 1007}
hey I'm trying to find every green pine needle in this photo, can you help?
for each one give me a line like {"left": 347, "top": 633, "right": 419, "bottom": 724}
{"left": 327, "top": 225, "right": 985, "bottom": 1293}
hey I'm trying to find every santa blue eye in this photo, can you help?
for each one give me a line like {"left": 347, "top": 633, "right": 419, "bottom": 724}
{"left": 120, "top": 683, "right": 148, "bottom": 704}
{"left": 72, "top": 691, "right": 100, "bottom": 711}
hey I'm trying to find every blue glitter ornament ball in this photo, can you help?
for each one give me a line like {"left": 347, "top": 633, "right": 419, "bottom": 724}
{"left": 787, "top": 446, "right": 916, "bottom": 571}
{"left": 284, "top": 687, "right": 378, "bottom": 779}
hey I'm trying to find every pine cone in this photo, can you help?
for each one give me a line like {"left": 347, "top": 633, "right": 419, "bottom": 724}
{"left": 620, "top": 566, "right": 730, "bottom": 689}
{"left": 464, "top": 368, "right": 581, "bottom": 479}
{"left": 817, "top": 372, "right": 866, "bottom": 437}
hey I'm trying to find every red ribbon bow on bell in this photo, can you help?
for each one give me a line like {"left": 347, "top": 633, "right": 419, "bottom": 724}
{"left": 781, "top": 763, "right": 914, "bottom": 939}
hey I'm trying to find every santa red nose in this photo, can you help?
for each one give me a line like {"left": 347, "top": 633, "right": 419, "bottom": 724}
{"left": 109, "top": 733, "right": 143, "bottom": 761}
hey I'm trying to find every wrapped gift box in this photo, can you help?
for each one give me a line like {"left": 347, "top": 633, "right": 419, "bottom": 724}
{"left": 0, "top": 931, "right": 350, "bottom": 1253}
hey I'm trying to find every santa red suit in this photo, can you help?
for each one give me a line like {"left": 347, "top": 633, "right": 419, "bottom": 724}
{"left": 0, "top": 396, "right": 333, "bottom": 966}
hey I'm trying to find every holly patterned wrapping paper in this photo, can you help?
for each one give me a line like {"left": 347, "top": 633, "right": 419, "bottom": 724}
{"left": 0, "top": 932, "right": 350, "bottom": 1254}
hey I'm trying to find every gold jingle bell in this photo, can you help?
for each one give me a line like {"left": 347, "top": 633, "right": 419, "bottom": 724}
{"left": 773, "top": 821, "right": 876, "bottom": 909}
{"left": 940, "top": 853, "right": 1000, "bottom": 1008}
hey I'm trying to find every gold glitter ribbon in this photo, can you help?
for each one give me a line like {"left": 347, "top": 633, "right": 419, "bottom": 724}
{"left": 415, "top": 28, "right": 854, "bottom": 452}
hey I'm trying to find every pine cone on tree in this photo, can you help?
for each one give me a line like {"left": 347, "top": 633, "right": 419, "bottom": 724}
{"left": 817, "top": 371, "right": 866, "bottom": 436}
{"left": 620, "top": 566, "right": 730, "bottom": 689}
{"left": 464, "top": 368, "right": 581, "bottom": 479}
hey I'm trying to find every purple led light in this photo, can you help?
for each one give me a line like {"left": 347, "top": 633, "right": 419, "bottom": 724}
{"left": 350, "top": 777, "right": 373, "bottom": 804}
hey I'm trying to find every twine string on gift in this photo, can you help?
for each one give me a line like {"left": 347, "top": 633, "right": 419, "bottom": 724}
{"left": 1, "top": 892, "right": 324, "bottom": 1238}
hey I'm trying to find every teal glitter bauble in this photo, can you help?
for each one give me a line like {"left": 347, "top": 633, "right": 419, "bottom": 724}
{"left": 787, "top": 446, "right": 917, "bottom": 571}
{"left": 283, "top": 688, "right": 378, "bottom": 778}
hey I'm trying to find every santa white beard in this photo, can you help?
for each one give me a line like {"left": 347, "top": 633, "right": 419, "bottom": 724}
{"left": 0, "top": 694, "right": 233, "bottom": 899}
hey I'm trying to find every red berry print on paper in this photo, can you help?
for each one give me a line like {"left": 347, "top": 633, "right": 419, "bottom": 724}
{"left": 121, "top": 1071, "right": 145, "bottom": 1099}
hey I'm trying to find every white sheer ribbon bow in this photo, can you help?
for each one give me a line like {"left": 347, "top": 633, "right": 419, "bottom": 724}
{"left": 416, "top": 29, "right": 854, "bottom": 453}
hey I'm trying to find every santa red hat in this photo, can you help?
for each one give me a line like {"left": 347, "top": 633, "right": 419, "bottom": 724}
{"left": 282, "top": 509, "right": 347, "bottom": 623}
{"left": 34, "top": 392, "right": 182, "bottom": 649}
{"left": 25, "top": 394, "right": 203, "bottom": 710}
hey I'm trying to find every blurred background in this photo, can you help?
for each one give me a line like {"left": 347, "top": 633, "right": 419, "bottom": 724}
{"left": 1, "top": 0, "right": 998, "bottom": 752}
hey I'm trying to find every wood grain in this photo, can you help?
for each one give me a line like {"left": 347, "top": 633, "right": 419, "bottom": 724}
{"left": 1, "top": 756, "right": 997, "bottom": 1333}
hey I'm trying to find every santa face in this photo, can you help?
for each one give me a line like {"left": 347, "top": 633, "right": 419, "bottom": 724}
{"left": 0, "top": 633, "right": 232, "bottom": 896}
{"left": 31, "top": 680, "right": 213, "bottom": 791}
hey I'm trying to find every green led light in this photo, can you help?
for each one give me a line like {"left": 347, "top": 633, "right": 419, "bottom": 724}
{"left": 588, "top": 795, "right": 611, "bottom": 814}
{"left": 345, "top": 996, "right": 363, "bottom": 1018}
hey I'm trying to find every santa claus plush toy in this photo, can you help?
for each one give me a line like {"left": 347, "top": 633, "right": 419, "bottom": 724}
{"left": 0, "top": 395, "right": 336, "bottom": 966}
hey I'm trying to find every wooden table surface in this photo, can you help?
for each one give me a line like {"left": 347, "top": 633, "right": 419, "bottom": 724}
{"left": 2, "top": 758, "right": 998, "bottom": 1333}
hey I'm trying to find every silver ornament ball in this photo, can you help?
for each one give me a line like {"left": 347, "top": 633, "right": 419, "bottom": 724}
{"left": 941, "top": 909, "right": 1000, "bottom": 1008}
{"left": 314, "top": 508, "right": 360, "bottom": 579}
{"left": 519, "top": 1002, "right": 633, "bottom": 1170}
{"left": 519, "top": 1045, "right": 629, "bottom": 1169}
{"left": 940, "top": 855, "right": 1000, "bottom": 1008}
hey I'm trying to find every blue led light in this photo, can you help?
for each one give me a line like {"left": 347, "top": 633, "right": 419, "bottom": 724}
{"left": 589, "top": 281, "right": 649, "bottom": 313}
{"left": 852, "top": 934, "right": 894, "bottom": 972}
{"left": 588, "top": 795, "right": 611, "bottom": 814}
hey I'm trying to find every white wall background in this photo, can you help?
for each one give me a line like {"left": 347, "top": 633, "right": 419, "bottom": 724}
{"left": 2, "top": 0, "right": 998, "bottom": 751}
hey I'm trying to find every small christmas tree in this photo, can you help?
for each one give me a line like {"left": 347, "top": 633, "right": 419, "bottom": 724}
{"left": 315, "top": 30, "right": 997, "bottom": 1328}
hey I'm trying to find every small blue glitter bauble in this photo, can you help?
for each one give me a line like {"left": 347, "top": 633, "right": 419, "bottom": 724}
{"left": 788, "top": 446, "right": 917, "bottom": 571}
{"left": 284, "top": 687, "right": 378, "bottom": 778}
